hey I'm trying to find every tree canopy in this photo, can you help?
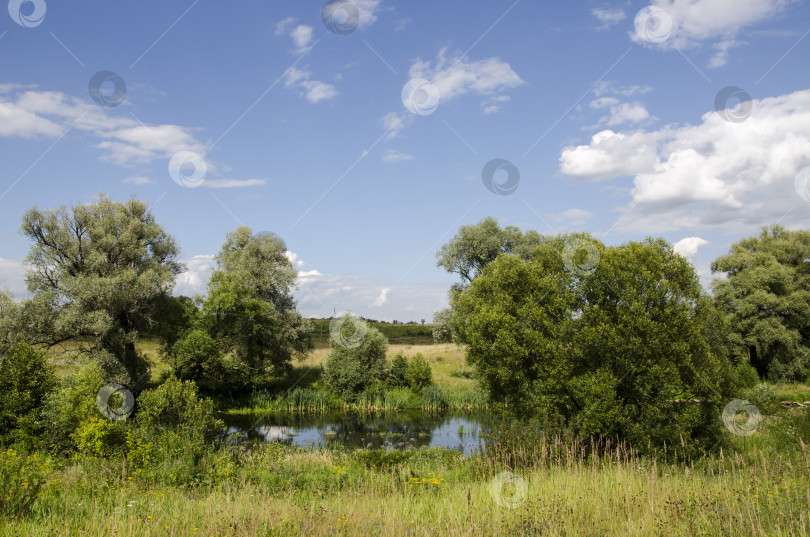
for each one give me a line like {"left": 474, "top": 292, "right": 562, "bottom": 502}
{"left": 448, "top": 232, "right": 733, "bottom": 452}
{"left": 19, "top": 195, "right": 183, "bottom": 390}
{"left": 712, "top": 224, "right": 810, "bottom": 381}
{"left": 174, "top": 227, "right": 313, "bottom": 388}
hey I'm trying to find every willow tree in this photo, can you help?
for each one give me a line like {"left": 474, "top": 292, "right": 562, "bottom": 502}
{"left": 20, "top": 195, "right": 183, "bottom": 391}
{"left": 712, "top": 224, "right": 810, "bottom": 381}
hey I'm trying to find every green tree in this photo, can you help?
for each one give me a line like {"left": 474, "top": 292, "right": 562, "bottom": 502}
{"left": 451, "top": 234, "right": 732, "bottom": 453}
{"left": 389, "top": 352, "right": 409, "bottom": 386}
{"left": 437, "top": 216, "right": 543, "bottom": 291}
{"left": 406, "top": 353, "right": 433, "bottom": 390}
{"left": 169, "top": 329, "right": 223, "bottom": 385}
{"left": 432, "top": 308, "right": 454, "bottom": 343}
{"left": 712, "top": 224, "right": 810, "bottom": 381}
{"left": 194, "top": 227, "right": 312, "bottom": 387}
{"left": 19, "top": 195, "right": 183, "bottom": 390}
{"left": 0, "top": 343, "right": 56, "bottom": 446}
{"left": 323, "top": 315, "right": 388, "bottom": 400}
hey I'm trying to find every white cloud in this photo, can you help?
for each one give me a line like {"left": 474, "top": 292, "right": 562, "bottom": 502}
{"left": 352, "top": 0, "right": 383, "bottom": 29}
{"left": 673, "top": 236, "right": 709, "bottom": 258}
{"left": 592, "top": 7, "right": 627, "bottom": 29}
{"left": 0, "top": 258, "right": 28, "bottom": 297}
{"left": 632, "top": 0, "right": 791, "bottom": 65}
{"left": 290, "top": 25, "right": 315, "bottom": 54}
{"left": 408, "top": 47, "right": 525, "bottom": 113}
{"left": 372, "top": 287, "right": 390, "bottom": 307}
{"left": 381, "top": 149, "right": 414, "bottom": 163}
{"left": 284, "top": 67, "right": 338, "bottom": 103}
{"left": 560, "top": 88, "right": 810, "bottom": 234}
{"left": 274, "top": 17, "right": 296, "bottom": 36}
{"left": 381, "top": 111, "right": 409, "bottom": 140}
{"left": 0, "top": 88, "right": 207, "bottom": 165}
{"left": 588, "top": 98, "right": 652, "bottom": 128}
{"left": 560, "top": 130, "right": 660, "bottom": 181}
{"left": 708, "top": 39, "right": 743, "bottom": 68}
{"left": 284, "top": 251, "right": 305, "bottom": 269}
{"left": 123, "top": 176, "right": 154, "bottom": 185}
{"left": 174, "top": 255, "right": 215, "bottom": 297}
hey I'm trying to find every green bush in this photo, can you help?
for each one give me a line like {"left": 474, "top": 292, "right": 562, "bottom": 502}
{"left": 129, "top": 378, "right": 225, "bottom": 485}
{"left": 323, "top": 316, "right": 388, "bottom": 400}
{"left": 0, "top": 343, "right": 56, "bottom": 447}
{"left": 733, "top": 362, "right": 760, "bottom": 391}
{"left": 169, "top": 328, "right": 223, "bottom": 384}
{"left": 389, "top": 352, "right": 409, "bottom": 386}
{"left": 71, "top": 417, "right": 128, "bottom": 458}
{"left": 0, "top": 447, "right": 50, "bottom": 518}
{"left": 41, "top": 361, "right": 105, "bottom": 454}
{"left": 406, "top": 353, "right": 433, "bottom": 390}
{"left": 742, "top": 383, "right": 780, "bottom": 415}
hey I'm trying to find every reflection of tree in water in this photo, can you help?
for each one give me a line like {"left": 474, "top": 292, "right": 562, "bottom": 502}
{"left": 223, "top": 411, "right": 493, "bottom": 452}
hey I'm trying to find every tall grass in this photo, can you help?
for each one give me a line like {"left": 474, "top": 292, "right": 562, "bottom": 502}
{"left": 3, "top": 425, "right": 808, "bottom": 536}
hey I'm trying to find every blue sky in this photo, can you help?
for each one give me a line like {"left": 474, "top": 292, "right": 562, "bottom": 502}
{"left": 1, "top": 0, "right": 809, "bottom": 321}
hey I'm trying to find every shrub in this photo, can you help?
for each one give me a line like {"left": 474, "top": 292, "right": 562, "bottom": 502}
{"left": 733, "top": 362, "right": 760, "bottom": 391}
{"left": 135, "top": 377, "right": 224, "bottom": 443}
{"left": 741, "top": 383, "right": 780, "bottom": 415}
{"left": 406, "top": 353, "right": 433, "bottom": 390}
{"left": 0, "top": 448, "right": 50, "bottom": 518}
{"left": 0, "top": 343, "right": 56, "bottom": 446}
{"left": 169, "top": 328, "right": 223, "bottom": 384}
{"left": 323, "top": 316, "right": 388, "bottom": 400}
{"left": 41, "top": 361, "right": 105, "bottom": 454}
{"left": 71, "top": 417, "right": 128, "bottom": 458}
{"left": 130, "top": 378, "right": 225, "bottom": 486}
{"left": 389, "top": 352, "right": 409, "bottom": 386}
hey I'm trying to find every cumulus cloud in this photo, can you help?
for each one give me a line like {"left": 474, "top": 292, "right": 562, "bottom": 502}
{"left": 673, "top": 236, "right": 709, "bottom": 258}
{"left": 631, "top": 0, "right": 792, "bottom": 65}
{"left": 560, "top": 88, "right": 810, "bottom": 234}
{"left": 283, "top": 67, "right": 338, "bottom": 104}
{"left": 407, "top": 47, "right": 525, "bottom": 113}
{"left": 560, "top": 130, "right": 660, "bottom": 181}
{"left": 174, "top": 255, "right": 215, "bottom": 297}
{"left": 290, "top": 25, "right": 315, "bottom": 55}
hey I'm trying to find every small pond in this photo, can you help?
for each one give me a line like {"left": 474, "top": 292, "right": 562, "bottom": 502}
{"left": 221, "top": 411, "right": 494, "bottom": 456}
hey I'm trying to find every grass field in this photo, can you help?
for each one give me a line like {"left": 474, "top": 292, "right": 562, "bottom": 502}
{"left": 15, "top": 330, "right": 809, "bottom": 535}
{"left": 2, "top": 419, "right": 808, "bottom": 536}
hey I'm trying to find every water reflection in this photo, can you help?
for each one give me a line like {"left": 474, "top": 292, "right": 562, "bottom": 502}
{"left": 221, "top": 411, "right": 492, "bottom": 456}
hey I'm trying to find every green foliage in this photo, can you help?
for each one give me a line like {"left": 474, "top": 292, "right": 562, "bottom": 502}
{"left": 169, "top": 328, "right": 223, "bottom": 384}
{"left": 389, "top": 352, "right": 409, "bottom": 386}
{"left": 432, "top": 308, "right": 454, "bottom": 343}
{"left": 0, "top": 448, "right": 50, "bottom": 518}
{"left": 19, "top": 195, "right": 183, "bottom": 391}
{"left": 135, "top": 377, "right": 224, "bottom": 443}
{"left": 712, "top": 224, "right": 810, "bottom": 382}
{"left": 406, "top": 353, "right": 433, "bottom": 390}
{"left": 741, "top": 383, "right": 780, "bottom": 415}
{"left": 71, "top": 417, "right": 128, "bottom": 457}
{"left": 195, "top": 227, "right": 313, "bottom": 388}
{"left": 733, "top": 362, "right": 761, "bottom": 391}
{"left": 0, "top": 343, "right": 56, "bottom": 446}
{"left": 436, "top": 216, "right": 544, "bottom": 291}
{"left": 323, "top": 317, "right": 389, "bottom": 400}
{"left": 449, "top": 233, "right": 733, "bottom": 453}
{"left": 41, "top": 361, "right": 105, "bottom": 454}
{"left": 130, "top": 378, "right": 225, "bottom": 485}
{"left": 0, "top": 291, "right": 23, "bottom": 355}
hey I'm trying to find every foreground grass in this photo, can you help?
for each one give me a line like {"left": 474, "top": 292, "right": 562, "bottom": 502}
{"left": 4, "top": 434, "right": 809, "bottom": 537}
